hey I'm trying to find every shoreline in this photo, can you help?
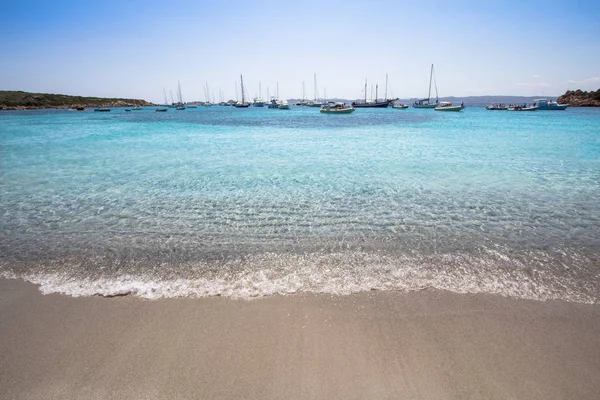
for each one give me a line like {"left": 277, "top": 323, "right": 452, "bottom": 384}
{"left": 1, "top": 278, "right": 599, "bottom": 399}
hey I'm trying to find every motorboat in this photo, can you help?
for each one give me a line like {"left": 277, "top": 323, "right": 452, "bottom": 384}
{"left": 320, "top": 102, "right": 355, "bottom": 114}
{"left": 507, "top": 104, "right": 538, "bottom": 111}
{"left": 486, "top": 104, "right": 507, "bottom": 110}
{"left": 534, "top": 99, "right": 568, "bottom": 110}
{"left": 434, "top": 101, "right": 464, "bottom": 112}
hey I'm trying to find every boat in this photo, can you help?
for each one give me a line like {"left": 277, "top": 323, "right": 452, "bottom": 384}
{"left": 507, "top": 104, "right": 538, "bottom": 111}
{"left": 296, "top": 82, "right": 309, "bottom": 106}
{"left": 413, "top": 64, "right": 439, "bottom": 108}
{"left": 175, "top": 81, "right": 186, "bottom": 110}
{"left": 75, "top": 106, "right": 86, "bottom": 111}
{"left": 434, "top": 101, "right": 464, "bottom": 112}
{"left": 486, "top": 104, "right": 507, "bottom": 110}
{"left": 94, "top": 107, "right": 110, "bottom": 112}
{"left": 320, "top": 102, "right": 355, "bottom": 114}
{"left": 278, "top": 100, "right": 290, "bottom": 110}
{"left": 252, "top": 82, "right": 265, "bottom": 107}
{"left": 308, "top": 74, "right": 322, "bottom": 107}
{"left": 132, "top": 102, "right": 142, "bottom": 110}
{"left": 534, "top": 99, "right": 568, "bottom": 110}
{"left": 268, "top": 97, "right": 279, "bottom": 109}
{"left": 352, "top": 79, "right": 389, "bottom": 108}
{"left": 234, "top": 74, "right": 251, "bottom": 107}
{"left": 155, "top": 107, "right": 168, "bottom": 112}
{"left": 392, "top": 103, "right": 409, "bottom": 109}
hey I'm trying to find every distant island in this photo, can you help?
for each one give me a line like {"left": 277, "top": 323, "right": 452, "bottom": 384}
{"left": 557, "top": 89, "right": 600, "bottom": 107}
{"left": 0, "top": 91, "right": 153, "bottom": 110}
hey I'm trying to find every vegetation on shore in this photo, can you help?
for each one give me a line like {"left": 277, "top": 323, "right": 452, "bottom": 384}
{"left": 557, "top": 89, "right": 600, "bottom": 107}
{"left": 0, "top": 91, "right": 153, "bottom": 110}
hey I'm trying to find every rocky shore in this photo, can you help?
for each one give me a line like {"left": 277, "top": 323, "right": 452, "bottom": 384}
{"left": 0, "top": 91, "right": 153, "bottom": 110}
{"left": 557, "top": 89, "right": 600, "bottom": 107}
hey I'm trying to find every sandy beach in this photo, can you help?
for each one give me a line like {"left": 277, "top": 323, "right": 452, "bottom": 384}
{"left": 0, "top": 279, "right": 599, "bottom": 400}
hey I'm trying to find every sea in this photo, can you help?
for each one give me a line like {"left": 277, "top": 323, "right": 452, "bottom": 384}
{"left": 1, "top": 105, "right": 599, "bottom": 302}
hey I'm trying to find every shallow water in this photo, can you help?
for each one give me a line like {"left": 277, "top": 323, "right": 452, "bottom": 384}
{"left": 1, "top": 106, "right": 599, "bottom": 301}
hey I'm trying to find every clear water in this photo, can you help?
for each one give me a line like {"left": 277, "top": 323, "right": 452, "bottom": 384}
{"left": 1, "top": 106, "right": 599, "bottom": 301}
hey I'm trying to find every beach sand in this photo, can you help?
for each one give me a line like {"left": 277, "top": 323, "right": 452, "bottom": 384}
{"left": 1, "top": 279, "right": 599, "bottom": 400}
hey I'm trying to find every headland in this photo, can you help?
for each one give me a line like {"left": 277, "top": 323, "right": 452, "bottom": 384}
{"left": 0, "top": 90, "right": 153, "bottom": 110}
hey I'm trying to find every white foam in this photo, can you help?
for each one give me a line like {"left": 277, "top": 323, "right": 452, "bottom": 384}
{"left": 2, "top": 250, "right": 597, "bottom": 304}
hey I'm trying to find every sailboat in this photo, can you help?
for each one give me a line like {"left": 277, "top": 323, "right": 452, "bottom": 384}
{"left": 352, "top": 78, "right": 390, "bottom": 108}
{"left": 296, "top": 82, "right": 309, "bottom": 106}
{"left": 175, "top": 81, "right": 186, "bottom": 110}
{"left": 234, "top": 74, "right": 250, "bottom": 107}
{"left": 308, "top": 74, "right": 322, "bottom": 107}
{"left": 252, "top": 82, "right": 265, "bottom": 107}
{"left": 413, "top": 64, "right": 439, "bottom": 108}
{"left": 156, "top": 88, "right": 168, "bottom": 112}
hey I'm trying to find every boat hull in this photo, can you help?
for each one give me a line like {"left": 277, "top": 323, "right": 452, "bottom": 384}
{"left": 320, "top": 108, "right": 355, "bottom": 114}
{"left": 392, "top": 105, "right": 409, "bottom": 109}
{"left": 435, "top": 105, "right": 464, "bottom": 112}
{"left": 413, "top": 103, "right": 438, "bottom": 108}
{"left": 352, "top": 101, "right": 389, "bottom": 108}
{"left": 507, "top": 106, "right": 538, "bottom": 111}
{"left": 537, "top": 105, "right": 568, "bottom": 110}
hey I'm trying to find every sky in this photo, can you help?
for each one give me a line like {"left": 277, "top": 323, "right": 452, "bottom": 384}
{"left": 1, "top": 0, "right": 599, "bottom": 103}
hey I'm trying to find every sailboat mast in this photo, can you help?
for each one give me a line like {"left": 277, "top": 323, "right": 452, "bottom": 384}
{"left": 313, "top": 73, "right": 317, "bottom": 101}
{"left": 235, "top": 82, "right": 238, "bottom": 102}
{"left": 163, "top": 88, "right": 168, "bottom": 105}
{"left": 428, "top": 64, "right": 433, "bottom": 102}
{"left": 240, "top": 75, "right": 245, "bottom": 103}
{"left": 170, "top": 90, "right": 174, "bottom": 105}
{"left": 376, "top": 84, "right": 378, "bottom": 102}
{"left": 277, "top": 82, "right": 279, "bottom": 99}
{"left": 259, "top": 82, "right": 262, "bottom": 99}
{"left": 433, "top": 65, "right": 439, "bottom": 103}
{"left": 178, "top": 81, "right": 183, "bottom": 104}
{"left": 364, "top": 79, "right": 367, "bottom": 103}
{"left": 302, "top": 81, "right": 306, "bottom": 101}
{"left": 385, "top": 73, "right": 388, "bottom": 100}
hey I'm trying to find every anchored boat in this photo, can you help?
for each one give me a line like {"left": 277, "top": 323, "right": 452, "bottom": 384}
{"left": 435, "top": 101, "right": 464, "bottom": 112}
{"left": 507, "top": 104, "right": 538, "bottom": 111}
{"left": 534, "top": 99, "right": 568, "bottom": 110}
{"left": 320, "top": 102, "right": 355, "bottom": 114}
{"left": 413, "top": 64, "right": 439, "bottom": 108}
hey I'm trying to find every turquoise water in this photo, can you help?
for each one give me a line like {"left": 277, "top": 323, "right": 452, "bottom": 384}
{"left": 1, "top": 106, "right": 599, "bottom": 301}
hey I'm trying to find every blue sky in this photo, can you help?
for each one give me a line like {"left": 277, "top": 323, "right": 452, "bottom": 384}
{"left": 1, "top": 0, "right": 599, "bottom": 102}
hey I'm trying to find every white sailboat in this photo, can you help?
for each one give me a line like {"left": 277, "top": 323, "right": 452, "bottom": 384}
{"left": 175, "top": 81, "right": 186, "bottom": 110}
{"left": 308, "top": 74, "right": 322, "bottom": 107}
{"left": 413, "top": 64, "right": 439, "bottom": 108}
{"left": 156, "top": 88, "right": 168, "bottom": 112}
{"left": 234, "top": 75, "right": 250, "bottom": 107}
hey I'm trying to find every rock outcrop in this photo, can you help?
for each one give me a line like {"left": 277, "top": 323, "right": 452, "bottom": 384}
{"left": 557, "top": 89, "right": 600, "bottom": 107}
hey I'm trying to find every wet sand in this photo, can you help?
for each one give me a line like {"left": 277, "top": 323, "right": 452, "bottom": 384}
{"left": 1, "top": 278, "right": 599, "bottom": 400}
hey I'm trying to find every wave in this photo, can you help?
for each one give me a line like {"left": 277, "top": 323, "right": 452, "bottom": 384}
{"left": 1, "top": 248, "right": 597, "bottom": 303}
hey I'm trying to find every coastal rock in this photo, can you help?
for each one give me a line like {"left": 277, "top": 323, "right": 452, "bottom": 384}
{"left": 557, "top": 89, "right": 600, "bottom": 107}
